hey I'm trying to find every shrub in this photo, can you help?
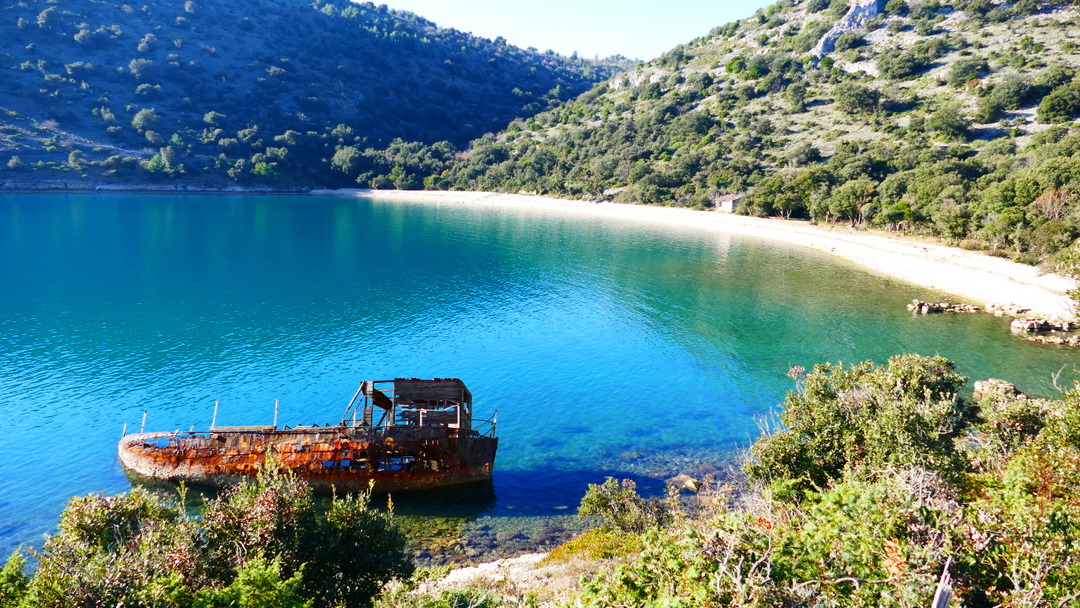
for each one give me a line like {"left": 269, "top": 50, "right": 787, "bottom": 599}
{"left": 578, "top": 478, "right": 669, "bottom": 533}
{"left": 1037, "top": 82, "right": 1080, "bottom": 124}
{"left": 576, "top": 476, "right": 948, "bottom": 608}
{"left": 884, "top": 0, "right": 909, "bottom": 15}
{"left": 833, "top": 31, "right": 865, "bottom": 52}
{"left": 946, "top": 57, "right": 988, "bottom": 87}
{"left": 833, "top": 82, "right": 881, "bottom": 114}
{"left": 0, "top": 551, "right": 29, "bottom": 608}
{"left": 747, "top": 354, "right": 971, "bottom": 493}
{"left": 23, "top": 469, "right": 412, "bottom": 608}
{"left": 926, "top": 104, "right": 971, "bottom": 141}
{"left": 962, "top": 440, "right": 1080, "bottom": 605}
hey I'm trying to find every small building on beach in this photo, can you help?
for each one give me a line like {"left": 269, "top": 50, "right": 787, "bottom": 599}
{"left": 714, "top": 193, "right": 745, "bottom": 213}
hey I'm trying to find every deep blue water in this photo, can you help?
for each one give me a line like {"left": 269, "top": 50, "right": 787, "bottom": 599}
{"left": 1, "top": 192, "right": 1076, "bottom": 559}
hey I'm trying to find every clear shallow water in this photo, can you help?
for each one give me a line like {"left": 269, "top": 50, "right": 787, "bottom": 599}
{"left": 1, "top": 192, "right": 1077, "bottom": 559}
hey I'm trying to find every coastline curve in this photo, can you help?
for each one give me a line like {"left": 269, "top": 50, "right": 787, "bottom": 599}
{"left": 313, "top": 189, "right": 1078, "bottom": 321}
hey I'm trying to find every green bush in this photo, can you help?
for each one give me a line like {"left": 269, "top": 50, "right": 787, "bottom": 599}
{"left": 0, "top": 551, "right": 28, "bottom": 608}
{"left": 578, "top": 478, "right": 669, "bottom": 533}
{"left": 570, "top": 359, "right": 1080, "bottom": 607}
{"left": 1037, "top": 82, "right": 1080, "bottom": 124}
{"left": 946, "top": 57, "right": 988, "bottom": 87}
{"left": 833, "top": 82, "right": 881, "bottom": 115}
{"left": 577, "top": 475, "right": 947, "bottom": 608}
{"left": 20, "top": 469, "right": 412, "bottom": 608}
{"left": 747, "top": 354, "right": 971, "bottom": 493}
{"left": 961, "top": 439, "right": 1080, "bottom": 605}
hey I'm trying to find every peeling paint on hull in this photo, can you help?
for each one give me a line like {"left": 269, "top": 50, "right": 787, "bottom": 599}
{"left": 119, "top": 426, "right": 498, "bottom": 492}
{"left": 117, "top": 378, "right": 498, "bottom": 493}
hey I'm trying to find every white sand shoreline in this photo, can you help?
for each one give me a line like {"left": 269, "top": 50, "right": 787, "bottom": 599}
{"left": 313, "top": 188, "right": 1078, "bottom": 321}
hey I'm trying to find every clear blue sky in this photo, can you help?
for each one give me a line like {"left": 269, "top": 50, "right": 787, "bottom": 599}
{"left": 381, "top": 0, "right": 777, "bottom": 60}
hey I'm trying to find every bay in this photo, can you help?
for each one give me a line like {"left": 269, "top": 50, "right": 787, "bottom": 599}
{"left": 1, "top": 192, "right": 1076, "bottom": 559}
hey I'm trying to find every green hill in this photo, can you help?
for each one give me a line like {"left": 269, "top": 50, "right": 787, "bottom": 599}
{"left": 0, "top": 0, "right": 627, "bottom": 185}
{"left": 439, "top": 0, "right": 1080, "bottom": 270}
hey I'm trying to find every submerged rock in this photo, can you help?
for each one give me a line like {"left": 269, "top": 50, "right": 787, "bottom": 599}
{"left": 668, "top": 474, "right": 699, "bottom": 493}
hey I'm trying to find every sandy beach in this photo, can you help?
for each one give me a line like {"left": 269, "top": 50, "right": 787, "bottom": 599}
{"left": 313, "top": 189, "right": 1078, "bottom": 320}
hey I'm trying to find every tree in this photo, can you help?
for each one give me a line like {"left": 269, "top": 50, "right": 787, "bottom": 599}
{"left": 1033, "top": 188, "right": 1073, "bottom": 221}
{"left": 35, "top": 6, "right": 56, "bottom": 28}
{"left": 1037, "top": 82, "right": 1080, "bottom": 124}
{"left": 251, "top": 162, "right": 280, "bottom": 181}
{"left": 787, "top": 142, "right": 821, "bottom": 167}
{"left": 5, "top": 156, "right": 25, "bottom": 171}
{"left": 128, "top": 58, "right": 155, "bottom": 81}
{"left": 946, "top": 57, "right": 987, "bottom": 87}
{"left": 0, "top": 551, "right": 28, "bottom": 607}
{"left": 833, "top": 82, "right": 880, "bottom": 115}
{"left": 785, "top": 81, "right": 808, "bottom": 112}
{"left": 203, "top": 111, "right": 226, "bottom": 127}
{"left": 926, "top": 104, "right": 970, "bottom": 141}
{"left": 827, "top": 178, "right": 877, "bottom": 223}
{"left": 131, "top": 108, "right": 160, "bottom": 133}
{"left": 331, "top": 146, "right": 362, "bottom": 177}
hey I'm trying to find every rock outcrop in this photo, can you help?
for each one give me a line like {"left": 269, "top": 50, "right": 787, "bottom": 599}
{"left": 987, "top": 303, "right": 1032, "bottom": 317}
{"left": 973, "top": 378, "right": 1022, "bottom": 400}
{"left": 1024, "top": 333, "right": 1080, "bottom": 346}
{"left": 812, "top": 0, "right": 887, "bottom": 57}
{"left": 906, "top": 299, "right": 981, "bottom": 314}
{"left": 1010, "top": 318, "right": 1077, "bottom": 332}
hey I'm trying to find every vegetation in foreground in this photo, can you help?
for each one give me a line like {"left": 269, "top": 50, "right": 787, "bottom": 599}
{"left": 0, "top": 468, "right": 412, "bottom": 608}
{"left": 2, "top": 354, "right": 1079, "bottom": 606}
{"left": 388, "top": 354, "right": 1080, "bottom": 607}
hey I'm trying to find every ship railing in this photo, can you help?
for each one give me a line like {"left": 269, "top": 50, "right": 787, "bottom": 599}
{"left": 122, "top": 414, "right": 498, "bottom": 444}
{"left": 472, "top": 411, "right": 497, "bottom": 438}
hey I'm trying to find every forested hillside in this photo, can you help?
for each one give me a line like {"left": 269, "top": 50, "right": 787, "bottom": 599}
{"left": 437, "top": 0, "right": 1080, "bottom": 271}
{"left": 0, "top": 0, "right": 626, "bottom": 185}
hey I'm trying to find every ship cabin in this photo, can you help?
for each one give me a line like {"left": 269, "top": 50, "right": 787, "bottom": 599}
{"left": 341, "top": 378, "right": 474, "bottom": 432}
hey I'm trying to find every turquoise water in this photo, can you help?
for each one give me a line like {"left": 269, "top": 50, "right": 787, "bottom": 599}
{"left": 1, "top": 192, "right": 1077, "bottom": 559}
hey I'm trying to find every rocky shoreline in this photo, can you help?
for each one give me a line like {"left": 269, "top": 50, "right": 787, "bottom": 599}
{"left": 908, "top": 298, "right": 1080, "bottom": 347}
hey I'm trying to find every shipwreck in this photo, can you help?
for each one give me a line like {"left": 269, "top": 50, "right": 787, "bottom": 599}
{"left": 118, "top": 378, "right": 498, "bottom": 493}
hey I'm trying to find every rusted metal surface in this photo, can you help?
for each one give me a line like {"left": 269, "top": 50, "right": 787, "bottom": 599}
{"left": 118, "top": 378, "right": 498, "bottom": 493}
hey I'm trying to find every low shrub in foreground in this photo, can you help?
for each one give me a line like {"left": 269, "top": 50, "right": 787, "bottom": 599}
{"left": 575, "top": 355, "right": 1080, "bottom": 607}
{"left": 1, "top": 468, "right": 413, "bottom": 608}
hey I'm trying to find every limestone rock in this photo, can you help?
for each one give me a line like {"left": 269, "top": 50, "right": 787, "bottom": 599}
{"left": 668, "top": 474, "right": 699, "bottom": 493}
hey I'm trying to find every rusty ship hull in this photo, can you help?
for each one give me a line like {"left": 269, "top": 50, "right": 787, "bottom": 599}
{"left": 118, "top": 378, "right": 498, "bottom": 493}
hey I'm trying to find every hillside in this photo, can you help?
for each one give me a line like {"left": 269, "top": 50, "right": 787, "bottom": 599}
{"left": 0, "top": 0, "right": 627, "bottom": 186}
{"left": 437, "top": 0, "right": 1080, "bottom": 273}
